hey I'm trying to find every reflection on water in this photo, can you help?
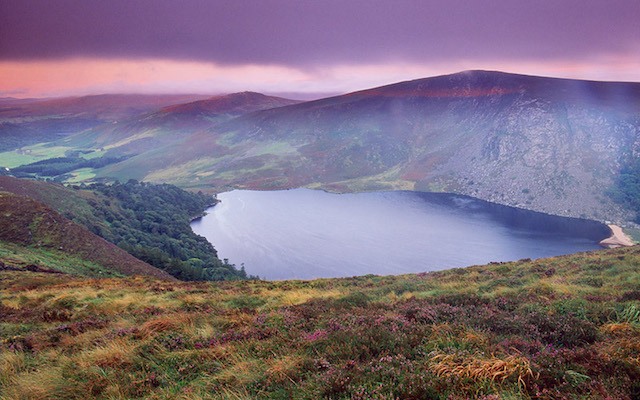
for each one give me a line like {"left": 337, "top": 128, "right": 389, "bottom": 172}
{"left": 191, "top": 189, "right": 609, "bottom": 280}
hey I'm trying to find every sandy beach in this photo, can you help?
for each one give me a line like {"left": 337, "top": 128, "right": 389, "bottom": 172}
{"left": 599, "top": 224, "right": 635, "bottom": 248}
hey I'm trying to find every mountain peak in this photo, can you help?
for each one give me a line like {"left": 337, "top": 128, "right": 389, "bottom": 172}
{"left": 159, "top": 91, "right": 300, "bottom": 116}
{"left": 345, "top": 70, "right": 528, "bottom": 99}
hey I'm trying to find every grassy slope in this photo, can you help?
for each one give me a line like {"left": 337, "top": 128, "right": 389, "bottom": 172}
{"left": 1, "top": 246, "right": 639, "bottom": 399}
{"left": 0, "top": 240, "right": 122, "bottom": 278}
{"left": 0, "top": 176, "right": 103, "bottom": 224}
{"left": 0, "top": 176, "right": 248, "bottom": 281}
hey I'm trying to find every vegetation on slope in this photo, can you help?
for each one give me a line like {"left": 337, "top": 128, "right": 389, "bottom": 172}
{"left": 0, "top": 240, "right": 123, "bottom": 278}
{"left": 0, "top": 177, "right": 248, "bottom": 281}
{"left": 0, "top": 92, "right": 302, "bottom": 184}
{"left": 0, "top": 191, "right": 174, "bottom": 280}
{"left": 8, "top": 156, "right": 128, "bottom": 180}
{"left": 0, "top": 122, "right": 54, "bottom": 152}
{"left": 1, "top": 246, "right": 639, "bottom": 399}
{"left": 84, "top": 180, "right": 249, "bottom": 281}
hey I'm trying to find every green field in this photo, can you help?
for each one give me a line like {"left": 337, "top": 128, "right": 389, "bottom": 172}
{"left": 64, "top": 168, "right": 97, "bottom": 183}
{"left": 0, "top": 241, "right": 122, "bottom": 278}
{"left": 0, "top": 144, "right": 74, "bottom": 168}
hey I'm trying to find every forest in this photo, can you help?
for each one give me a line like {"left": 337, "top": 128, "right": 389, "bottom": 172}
{"left": 74, "top": 180, "right": 250, "bottom": 281}
{"left": 9, "top": 156, "right": 127, "bottom": 179}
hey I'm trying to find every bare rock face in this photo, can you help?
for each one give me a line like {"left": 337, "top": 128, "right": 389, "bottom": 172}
{"left": 430, "top": 84, "right": 640, "bottom": 222}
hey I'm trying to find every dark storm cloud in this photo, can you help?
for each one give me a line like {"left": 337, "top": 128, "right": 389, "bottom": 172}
{"left": 1, "top": 0, "right": 638, "bottom": 66}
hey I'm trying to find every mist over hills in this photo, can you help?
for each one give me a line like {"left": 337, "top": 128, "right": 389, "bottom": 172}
{"left": 2, "top": 71, "right": 640, "bottom": 222}
{"left": 0, "top": 94, "right": 213, "bottom": 120}
{"left": 158, "top": 92, "right": 301, "bottom": 117}
{"left": 50, "top": 92, "right": 301, "bottom": 162}
{"left": 0, "top": 93, "right": 211, "bottom": 151}
{"left": 97, "top": 71, "right": 640, "bottom": 222}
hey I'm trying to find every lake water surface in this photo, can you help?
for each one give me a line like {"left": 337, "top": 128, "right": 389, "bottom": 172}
{"left": 191, "top": 189, "right": 610, "bottom": 280}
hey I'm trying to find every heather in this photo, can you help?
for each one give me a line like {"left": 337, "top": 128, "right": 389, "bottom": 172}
{"left": 1, "top": 246, "right": 639, "bottom": 399}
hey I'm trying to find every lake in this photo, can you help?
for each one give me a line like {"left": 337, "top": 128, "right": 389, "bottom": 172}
{"left": 191, "top": 189, "right": 610, "bottom": 280}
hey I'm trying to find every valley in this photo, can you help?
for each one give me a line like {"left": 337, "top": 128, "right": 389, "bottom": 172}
{"left": 2, "top": 70, "right": 639, "bottom": 280}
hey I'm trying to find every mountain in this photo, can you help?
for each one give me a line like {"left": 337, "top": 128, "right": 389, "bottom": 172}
{"left": 0, "top": 191, "right": 175, "bottom": 280}
{"left": 44, "top": 92, "right": 301, "bottom": 175}
{"left": 0, "top": 94, "right": 212, "bottom": 152}
{"left": 99, "top": 71, "right": 639, "bottom": 222}
{"left": 3, "top": 72, "right": 639, "bottom": 222}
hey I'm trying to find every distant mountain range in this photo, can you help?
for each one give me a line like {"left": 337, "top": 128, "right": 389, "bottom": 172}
{"left": 2, "top": 71, "right": 639, "bottom": 222}
{"left": 54, "top": 92, "right": 301, "bottom": 158}
{"left": 0, "top": 94, "right": 211, "bottom": 151}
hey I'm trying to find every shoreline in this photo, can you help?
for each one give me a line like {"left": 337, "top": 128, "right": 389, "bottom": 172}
{"left": 599, "top": 224, "right": 635, "bottom": 248}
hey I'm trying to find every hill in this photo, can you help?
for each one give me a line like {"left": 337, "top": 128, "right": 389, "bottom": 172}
{"left": 0, "top": 191, "right": 174, "bottom": 280}
{"left": 0, "top": 94, "right": 214, "bottom": 121}
{"left": 98, "top": 71, "right": 639, "bottom": 223}
{"left": 0, "top": 94, "right": 211, "bottom": 152}
{"left": 158, "top": 91, "right": 301, "bottom": 117}
{"left": 0, "top": 176, "right": 248, "bottom": 281}
{"left": 1, "top": 246, "right": 638, "bottom": 398}
{"left": 53, "top": 92, "right": 301, "bottom": 166}
{"left": 0, "top": 92, "right": 300, "bottom": 181}
{"left": 59, "top": 92, "right": 299, "bottom": 181}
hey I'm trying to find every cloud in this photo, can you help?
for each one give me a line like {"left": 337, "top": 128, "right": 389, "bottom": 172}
{"left": 2, "top": 55, "right": 640, "bottom": 98}
{"left": 1, "top": 1, "right": 638, "bottom": 96}
{"left": 1, "top": 0, "right": 638, "bottom": 68}
{"left": 0, "top": 58, "right": 311, "bottom": 97}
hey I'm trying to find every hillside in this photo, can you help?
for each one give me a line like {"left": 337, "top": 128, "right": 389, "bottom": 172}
{"left": 0, "top": 176, "right": 248, "bottom": 281}
{"left": 1, "top": 246, "right": 638, "bottom": 399}
{"left": 82, "top": 92, "right": 298, "bottom": 150}
{"left": 0, "top": 92, "right": 301, "bottom": 182}
{"left": 0, "top": 191, "right": 174, "bottom": 280}
{"left": 51, "top": 92, "right": 301, "bottom": 172}
{"left": 158, "top": 91, "right": 301, "bottom": 117}
{"left": 98, "top": 71, "right": 640, "bottom": 223}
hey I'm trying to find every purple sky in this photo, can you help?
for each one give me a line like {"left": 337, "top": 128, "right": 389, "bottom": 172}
{"left": 1, "top": 0, "right": 639, "bottom": 97}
